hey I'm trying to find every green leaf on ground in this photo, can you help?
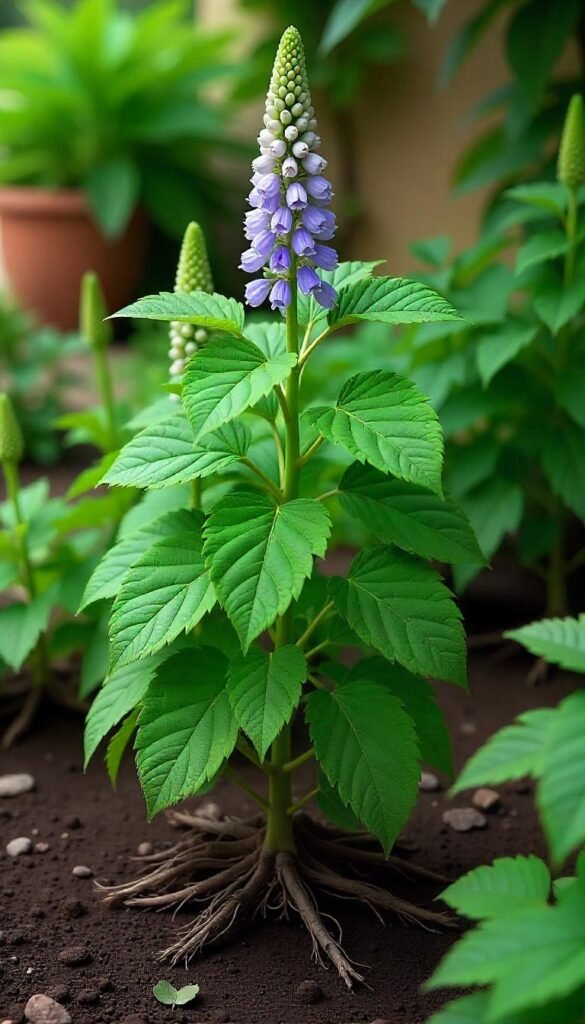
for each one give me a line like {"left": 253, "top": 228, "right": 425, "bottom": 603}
{"left": 153, "top": 979, "right": 200, "bottom": 1007}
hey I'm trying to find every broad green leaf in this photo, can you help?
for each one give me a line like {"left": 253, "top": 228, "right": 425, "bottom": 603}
{"left": 446, "top": 437, "right": 500, "bottom": 498}
{"left": 542, "top": 423, "right": 585, "bottom": 518}
{"left": 452, "top": 708, "right": 555, "bottom": 793}
{"left": 319, "top": 0, "right": 381, "bottom": 54}
{"left": 305, "top": 371, "right": 444, "bottom": 496}
{"left": 440, "top": 855, "right": 551, "bottom": 921}
{"left": 505, "top": 182, "right": 567, "bottom": 216}
{"left": 411, "top": 0, "right": 447, "bottom": 24}
{"left": 109, "top": 513, "right": 215, "bottom": 669}
{"left": 439, "top": 0, "right": 505, "bottom": 86}
{"left": 332, "top": 546, "right": 466, "bottom": 687}
{"left": 84, "top": 654, "right": 163, "bottom": 767}
{"left": 204, "top": 492, "right": 331, "bottom": 651}
{"left": 476, "top": 325, "right": 538, "bottom": 386}
{"left": 297, "top": 259, "right": 384, "bottom": 328}
{"left": 506, "top": 0, "right": 581, "bottom": 108}
{"left": 66, "top": 452, "right": 117, "bottom": 499}
{"left": 112, "top": 290, "right": 245, "bottom": 336}
{"left": 410, "top": 235, "right": 450, "bottom": 266}
{"left": 427, "top": 993, "right": 491, "bottom": 1024}
{"left": 306, "top": 680, "right": 421, "bottom": 852}
{"left": 534, "top": 275, "right": 585, "bottom": 334}
{"left": 515, "top": 232, "right": 568, "bottom": 275}
{"left": 345, "top": 657, "right": 453, "bottom": 775}
{"left": 105, "top": 710, "right": 138, "bottom": 788}
{"left": 317, "top": 771, "right": 363, "bottom": 832}
{"left": 329, "top": 276, "right": 462, "bottom": 330}
{"left": 0, "top": 589, "right": 54, "bottom": 671}
{"left": 79, "top": 611, "right": 109, "bottom": 698}
{"left": 183, "top": 335, "right": 296, "bottom": 442}
{"left": 538, "top": 692, "right": 585, "bottom": 866}
{"left": 427, "top": 869, "right": 585, "bottom": 1021}
{"left": 86, "top": 154, "right": 140, "bottom": 239}
{"left": 556, "top": 364, "right": 585, "bottom": 428}
{"left": 227, "top": 645, "right": 306, "bottom": 760}
{"left": 506, "top": 615, "right": 585, "bottom": 673}
{"left": 136, "top": 648, "right": 237, "bottom": 817}
{"left": 80, "top": 508, "right": 193, "bottom": 611}
{"left": 338, "top": 462, "right": 484, "bottom": 565}
{"left": 103, "top": 410, "right": 250, "bottom": 490}
{"left": 454, "top": 478, "right": 523, "bottom": 591}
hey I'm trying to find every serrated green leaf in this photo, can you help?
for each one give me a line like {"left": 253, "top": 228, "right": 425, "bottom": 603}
{"left": 0, "top": 589, "right": 54, "bottom": 671}
{"left": 103, "top": 410, "right": 250, "bottom": 490}
{"left": 534, "top": 275, "right": 585, "bottom": 334}
{"left": 183, "top": 335, "right": 296, "bottom": 442}
{"left": 476, "top": 325, "right": 538, "bottom": 386}
{"left": 227, "top": 645, "right": 306, "bottom": 760}
{"left": 106, "top": 710, "right": 138, "bottom": 788}
{"left": 506, "top": 615, "right": 585, "bottom": 673}
{"left": 556, "top": 364, "right": 585, "bottom": 428}
{"left": 505, "top": 182, "right": 567, "bottom": 216}
{"left": 345, "top": 657, "right": 453, "bottom": 775}
{"left": 338, "top": 462, "right": 483, "bottom": 565}
{"left": 542, "top": 423, "right": 585, "bottom": 518}
{"left": 307, "top": 680, "right": 420, "bottom": 853}
{"left": 329, "top": 276, "right": 462, "bottom": 330}
{"left": 305, "top": 371, "right": 444, "bottom": 496}
{"left": 454, "top": 478, "right": 523, "bottom": 592}
{"left": 204, "top": 492, "right": 330, "bottom": 651}
{"left": 452, "top": 708, "right": 555, "bottom": 794}
{"left": 515, "top": 232, "right": 568, "bottom": 275}
{"left": 109, "top": 513, "right": 215, "bottom": 670}
{"left": 440, "top": 855, "right": 551, "bottom": 921}
{"left": 332, "top": 546, "right": 466, "bottom": 687}
{"left": 66, "top": 452, "right": 117, "bottom": 499}
{"left": 136, "top": 648, "right": 237, "bottom": 817}
{"left": 538, "top": 692, "right": 585, "bottom": 866}
{"left": 80, "top": 508, "right": 194, "bottom": 611}
{"left": 297, "top": 259, "right": 384, "bottom": 328}
{"left": 317, "top": 771, "right": 363, "bottom": 832}
{"left": 112, "top": 290, "right": 245, "bottom": 335}
{"left": 84, "top": 654, "right": 163, "bottom": 767}
{"left": 427, "top": 993, "right": 491, "bottom": 1024}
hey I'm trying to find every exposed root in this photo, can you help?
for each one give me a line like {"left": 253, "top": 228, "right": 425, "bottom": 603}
{"left": 1, "top": 673, "right": 86, "bottom": 748}
{"left": 526, "top": 656, "right": 551, "bottom": 687}
{"left": 2, "top": 687, "right": 42, "bottom": 748}
{"left": 99, "top": 812, "right": 454, "bottom": 988}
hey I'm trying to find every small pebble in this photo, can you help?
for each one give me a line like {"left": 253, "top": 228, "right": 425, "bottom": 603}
{"left": 58, "top": 944, "right": 91, "bottom": 966}
{"left": 24, "top": 994, "right": 71, "bottom": 1024}
{"left": 460, "top": 720, "right": 477, "bottom": 735}
{"left": 64, "top": 898, "right": 86, "bottom": 919}
{"left": 72, "top": 865, "right": 92, "bottom": 879}
{"left": 76, "top": 990, "right": 99, "bottom": 1006}
{"left": 34, "top": 843, "right": 50, "bottom": 854}
{"left": 295, "top": 980, "right": 323, "bottom": 1004}
{"left": 0, "top": 774, "right": 35, "bottom": 798}
{"left": 64, "top": 816, "right": 82, "bottom": 830}
{"left": 199, "top": 800, "right": 221, "bottom": 818}
{"left": 6, "top": 837, "right": 32, "bottom": 858}
{"left": 472, "top": 787, "right": 500, "bottom": 812}
{"left": 419, "top": 771, "right": 440, "bottom": 792}
{"left": 137, "top": 842, "right": 153, "bottom": 856}
{"left": 442, "top": 808, "right": 487, "bottom": 832}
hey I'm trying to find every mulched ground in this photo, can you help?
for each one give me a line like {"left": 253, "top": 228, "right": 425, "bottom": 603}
{"left": 0, "top": 646, "right": 578, "bottom": 1024}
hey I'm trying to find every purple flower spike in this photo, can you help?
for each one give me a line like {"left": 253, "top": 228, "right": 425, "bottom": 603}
{"left": 305, "top": 176, "right": 333, "bottom": 203}
{"left": 252, "top": 229, "right": 276, "bottom": 258}
{"left": 313, "top": 243, "right": 338, "bottom": 271}
{"left": 286, "top": 182, "right": 308, "bottom": 210}
{"left": 256, "top": 172, "right": 280, "bottom": 201}
{"left": 302, "top": 153, "right": 327, "bottom": 175}
{"left": 239, "top": 247, "right": 267, "bottom": 273}
{"left": 270, "top": 279, "right": 292, "bottom": 311}
{"left": 245, "top": 209, "right": 270, "bottom": 240}
{"left": 245, "top": 279, "right": 272, "bottom": 307}
{"left": 271, "top": 207, "right": 293, "bottom": 234}
{"left": 292, "top": 228, "right": 315, "bottom": 257}
{"left": 314, "top": 209, "right": 336, "bottom": 241}
{"left": 270, "top": 245, "right": 292, "bottom": 273}
{"left": 301, "top": 207, "right": 327, "bottom": 233}
{"left": 297, "top": 265, "right": 320, "bottom": 295}
{"left": 313, "top": 281, "right": 337, "bottom": 310}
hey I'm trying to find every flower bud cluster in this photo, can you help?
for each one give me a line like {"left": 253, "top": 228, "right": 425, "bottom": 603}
{"left": 240, "top": 26, "right": 338, "bottom": 313}
{"left": 169, "top": 222, "right": 214, "bottom": 384}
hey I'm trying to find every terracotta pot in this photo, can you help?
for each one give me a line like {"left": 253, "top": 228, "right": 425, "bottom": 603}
{"left": 0, "top": 186, "right": 148, "bottom": 330}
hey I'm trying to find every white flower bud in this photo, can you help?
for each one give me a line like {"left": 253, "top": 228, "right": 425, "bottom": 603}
{"left": 267, "top": 119, "right": 282, "bottom": 133}
{"left": 170, "top": 359, "right": 185, "bottom": 376}
{"left": 308, "top": 117, "right": 318, "bottom": 130}
{"left": 291, "top": 102, "right": 304, "bottom": 117}
{"left": 169, "top": 392, "right": 180, "bottom": 403}
{"left": 270, "top": 138, "right": 287, "bottom": 158}
{"left": 252, "top": 153, "right": 276, "bottom": 174}
{"left": 296, "top": 117, "right": 309, "bottom": 131}
{"left": 195, "top": 328, "right": 208, "bottom": 344}
{"left": 301, "top": 132, "right": 316, "bottom": 147}
{"left": 284, "top": 125, "right": 298, "bottom": 141}
{"left": 181, "top": 324, "right": 193, "bottom": 338}
{"left": 258, "top": 128, "right": 274, "bottom": 147}
{"left": 169, "top": 346, "right": 182, "bottom": 359}
{"left": 282, "top": 156, "right": 298, "bottom": 178}
{"left": 185, "top": 341, "right": 198, "bottom": 355}
{"left": 292, "top": 141, "right": 309, "bottom": 159}
{"left": 280, "top": 109, "right": 292, "bottom": 125}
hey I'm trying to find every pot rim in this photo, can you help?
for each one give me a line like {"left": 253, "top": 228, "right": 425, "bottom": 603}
{"left": 0, "top": 185, "right": 90, "bottom": 217}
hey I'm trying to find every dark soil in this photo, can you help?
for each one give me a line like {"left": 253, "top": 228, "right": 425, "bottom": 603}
{"left": 0, "top": 651, "right": 579, "bottom": 1024}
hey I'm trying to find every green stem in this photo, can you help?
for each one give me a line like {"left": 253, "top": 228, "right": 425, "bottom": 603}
{"left": 191, "top": 477, "right": 202, "bottom": 511}
{"left": 296, "top": 601, "right": 334, "bottom": 650}
{"left": 242, "top": 458, "right": 282, "bottom": 501}
{"left": 224, "top": 765, "right": 269, "bottom": 811}
{"left": 283, "top": 746, "right": 315, "bottom": 774}
{"left": 265, "top": 273, "right": 301, "bottom": 855}
{"left": 287, "top": 787, "right": 319, "bottom": 816}
{"left": 93, "top": 345, "right": 119, "bottom": 452}
{"left": 565, "top": 185, "right": 578, "bottom": 287}
{"left": 297, "top": 435, "right": 325, "bottom": 468}
{"left": 546, "top": 521, "right": 568, "bottom": 617}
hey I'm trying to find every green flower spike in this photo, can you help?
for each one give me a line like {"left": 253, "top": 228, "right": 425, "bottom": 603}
{"left": 80, "top": 271, "right": 112, "bottom": 350}
{"left": 558, "top": 94, "right": 585, "bottom": 188}
{"left": 169, "top": 222, "right": 214, "bottom": 382}
{"left": 0, "top": 392, "right": 24, "bottom": 464}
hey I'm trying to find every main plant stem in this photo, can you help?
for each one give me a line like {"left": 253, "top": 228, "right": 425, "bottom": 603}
{"left": 265, "top": 273, "right": 300, "bottom": 855}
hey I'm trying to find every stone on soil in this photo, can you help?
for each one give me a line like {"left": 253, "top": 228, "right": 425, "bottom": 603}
{"left": 442, "top": 808, "right": 487, "bottom": 832}
{"left": 0, "top": 774, "right": 35, "bottom": 798}
{"left": 6, "top": 837, "right": 32, "bottom": 858}
{"left": 296, "top": 980, "right": 324, "bottom": 1004}
{"left": 58, "top": 945, "right": 91, "bottom": 966}
{"left": 472, "top": 787, "right": 500, "bottom": 811}
{"left": 24, "top": 994, "right": 71, "bottom": 1024}
{"left": 419, "top": 771, "right": 440, "bottom": 792}
{"left": 71, "top": 865, "right": 92, "bottom": 878}
{"left": 137, "top": 842, "right": 153, "bottom": 856}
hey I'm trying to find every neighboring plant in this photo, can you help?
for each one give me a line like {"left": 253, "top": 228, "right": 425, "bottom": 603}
{"left": 425, "top": 616, "right": 585, "bottom": 1024}
{"left": 0, "top": 0, "right": 237, "bottom": 240}
{"left": 153, "top": 980, "right": 200, "bottom": 1007}
{"left": 399, "top": 94, "right": 585, "bottom": 608}
{"left": 82, "top": 26, "right": 482, "bottom": 985}
{"left": 437, "top": 0, "right": 584, "bottom": 200}
{"left": 0, "top": 293, "right": 82, "bottom": 465}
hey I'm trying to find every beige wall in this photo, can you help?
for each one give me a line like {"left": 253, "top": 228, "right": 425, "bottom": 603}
{"left": 201, "top": 0, "right": 579, "bottom": 273}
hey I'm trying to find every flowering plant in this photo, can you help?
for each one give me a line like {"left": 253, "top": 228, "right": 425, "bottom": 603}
{"left": 82, "top": 27, "right": 480, "bottom": 984}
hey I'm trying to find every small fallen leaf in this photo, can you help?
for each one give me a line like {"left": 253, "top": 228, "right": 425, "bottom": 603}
{"left": 153, "top": 979, "right": 200, "bottom": 1007}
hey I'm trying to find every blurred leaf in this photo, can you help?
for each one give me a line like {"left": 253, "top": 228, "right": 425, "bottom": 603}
{"left": 439, "top": 0, "right": 507, "bottom": 87}
{"left": 506, "top": 0, "right": 581, "bottom": 108}
{"left": 319, "top": 0, "right": 392, "bottom": 55}
{"left": 86, "top": 155, "right": 140, "bottom": 239}
{"left": 411, "top": 0, "right": 447, "bottom": 23}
